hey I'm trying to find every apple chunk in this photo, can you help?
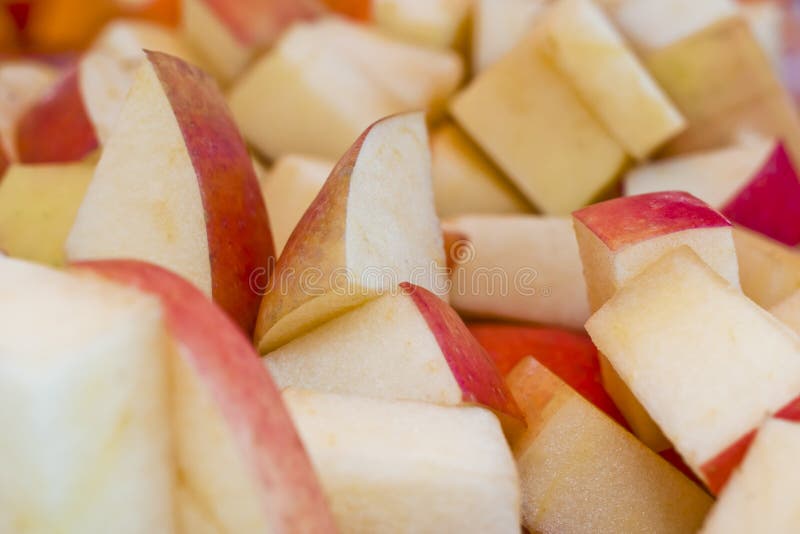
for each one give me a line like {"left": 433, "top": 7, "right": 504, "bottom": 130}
{"left": 283, "top": 389, "right": 520, "bottom": 534}
{"left": 472, "top": 0, "right": 549, "bottom": 73}
{"left": 573, "top": 191, "right": 739, "bottom": 450}
{"left": 254, "top": 112, "right": 445, "bottom": 352}
{"left": 0, "top": 257, "right": 174, "bottom": 533}
{"left": 508, "top": 357, "right": 712, "bottom": 534}
{"left": 733, "top": 226, "right": 800, "bottom": 308}
{"left": 0, "top": 60, "right": 58, "bottom": 160}
{"left": 74, "top": 260, "right": 336, "bottom": 534}
{"left": 66, "top": 51, "right": 274, "bottom": 335}
{"left": 265, "top": 282, "right": 521, "bottom": 423}
{"left": 586, "top": 247, "right": 800, "bottom": 494}
{"left": 372, "top": 0, "right": 473, "bottom": 50}
{"left": 0, "top": 159, "right": 94, "bottom": 266}
{"left": 625, "top": 140, "right": 800, "bottom": 246}
{"left": 701, "top": 419, "right": 800, "bottom": 534}
{"left": 443, "top": 215, "right": 590, "bottom": 330}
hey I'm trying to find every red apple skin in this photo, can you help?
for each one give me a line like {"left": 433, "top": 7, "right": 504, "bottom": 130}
{"left": 700, "top": 393, "right": 800, "bottom": 495}
{"left": 466, "top": 322, "right": 628, "bottom": 427}
{"left": 721, "top": 144, "right": 800, "bottom": 246}
{"left": 400, "top": 283, "right": 523, "bottom": 422}
{"left": 200, "top": 0, "right": 322, "bottom": 46}
{"left": 72, "top": 259, "right": 337, "bottom": 532}
{"left": 15, "top": 67, "right": 99, "bottom": 163}
{"left": 573, "top": 191, "right": 731, "bottom": 251}
{"left": 146, "top": 50, "right": 275, "bottom": 336}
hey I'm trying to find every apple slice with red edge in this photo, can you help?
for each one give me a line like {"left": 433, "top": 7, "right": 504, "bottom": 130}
{"left": 73, "top": 259, "right": 336, "bottom": 534}
{"left": 66, "top": 51, "right": 274, "bottom": 335}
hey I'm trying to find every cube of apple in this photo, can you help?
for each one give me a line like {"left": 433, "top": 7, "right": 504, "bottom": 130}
{"left": 0, "top": 257, "right": 173, "bottom": 533}
{"left": 373, "top": 0, "right": 472, "bottom": 50}
{"left": 734, "top": 226, "right": 800, "bottom": 308}
{"left": 642, "top": 15, "right": 800, "bottom": 163}
{"left": 443, "top": 215, "right": 590, "bottom": 330}
{"left": 472, "top": 0, "right": 548, "bottom": 73}
{"left": 573, "top": 191, "right": 739, "bottom": 449}
{"left": 0, "top": 160, "right": 94, "bottom": 265}
{"left": 265, "top": 282, "right": 522, "bottom": 424}
{"left": 75, "top": 260, "right": 336, "bottom": 534}
{"left": 66, "top": 51, "right": 274, "bottom": 335}
{"left": 16, "top": 20, "right": 205, "bottom": 163}
{"left": 586, "top": 247, "right": 800, "bottom": 494}
{"left": 0, "top": 60, "right": 58, "bottom": 159}
{"left": 182, "top": 0, "right": 322, "bottom": 83}
{"left": 626, "top": 141, "right": 800, "bottom": 245}
{"left": 701, "top": 419, "right": 800, "bottom": 533}
{"left": 283, "top": 389, "right": 520, "bottom": 534}
{"left": 259, "top": 154, "right": 333, "bottom": 256}
{"left": 253, "top": 112, "right": 445, "bottom": 352}
{"left": 541, "top": 0, "right": 685, "bottom": 160}
{"left": 228, "top": 18, "right": 461, "bottom": 160}
{"left": 431, "top": 124, "right": 530, "bottom": 217}
{"left": 508, "top": 356, "right": 713, "bottom": 534}
{"left": 450, "top": 29, "right": 626, "bottom": 214}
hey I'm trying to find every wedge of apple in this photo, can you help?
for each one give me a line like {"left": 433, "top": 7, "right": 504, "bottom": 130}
{"left": 74, "top": 259, "right": 336, "bottom": 534}
{"left": 181, "top": 0, "right": 322, "bottom": 83}
{"left": 734, "top": 226, "right": 800, "bottom": 308}
{"left": 443, "top": 215, "right": 590, "bottom": 330}
{"left": 573, "top": 191, "right": 739, "bottom": 450}
{"left": 265, "top": 282, "right": 522, "bottom": 426}
{"left": 228, "top": 18, "right": 462, "bottom": 160}
{"left": 431, "top": 123, "right": 531, "bottom": 218}
{"left": 625, "top": 140, "right": 800, "bottom": 246}
{"left": 372, "top": 0, "right": 472, "bottom": 50}
{"left": 471, "top": 0, "right": 548, "bottom": 73}
{"left": 253, "top": 112, "right": 445, "bottom": 352}
{"left": 0, "top": 256, "right": 174, "bottom": 533}
{"left": 16, "top": 20, "right": 205, "bottom": 163}
{"left": 0, "top": 159, "right": 94, "bottom": 265}
{"left": 508, "top": 356, "right": 713, "bottom": 534}
{"left": 701, "top": 419, "right": 800, "bottom": 533}
{"left": 66, "top": 51, "right": 274, "bottom": 335}
{"left": 586, "top": 247, "right": 800, "bottom": 494}
{"left": 0, "top": 60, "right": 58, "bottom": 159}
{"left": 283, "top": 389, "right": 520, "bottom": 534}
{"left": 259, "top": 154, "right": 333, "bottom": 256}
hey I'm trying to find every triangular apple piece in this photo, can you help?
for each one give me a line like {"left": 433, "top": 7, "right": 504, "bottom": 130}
{"left": 254, "top": 111, "right": 446, "bottom": 352}
{"left": 66, "top": 51, "right": 274, "bottom": 334}
{"left": 75, "top": 259, "right": 336, "bottom": 534}
{"left": 0, "top": 257, "right": 174, "bottom": 532}
{"left": 266, "top": 282, "right": 522, "bottom": 425}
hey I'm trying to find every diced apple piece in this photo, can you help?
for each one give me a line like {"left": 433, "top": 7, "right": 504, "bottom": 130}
{"left": 16, "top": 20, "right": 205, "bottom": 163}
{"left": 0, "top": 60, "right": 58, "bottom": 159}
{"left": 182, "top": 0, "right": 322, "bottom": 83}
{"left": 259, "top": 154, "right": 333, "bottom": 256}
{"left": 0, "top": 257, "right": 174, "bottom": 533}
{"left": 283, "top": 389, "right": 520, "bottom": 534}
{"left": 734, "top": 226, "right": 800, "bottom": 308}
{"left": 642, "top": 16, "right": 800, "bottom": 164}
{"left": 573, "top": 191, "right": 739, "bottom": 449}
{"left": 372, "top": 0, "right": 472, "bottom": 49}
{"left": 0, "top": 160, "right": 94, "bottom": 265}
{"left": 431, "top": 124, "right": 531, "bottom": 217}
{"left": 472, "top": 0, "right": 548, "bottom": 73}
{"left": 771, "top": 289, "right": 800, "bottom": 334}
{"left": 253, "top": 112, "right": 445, "bottom": 352}
{"left": 66, "top": 51, "right": 274, "bottom": 334}
{"left": 443, "top": 215, "right": 590, "bottom": 330}
{"left": 468, "top": 322, "right": 628, "bottom": 425}
{"left": 626, "top": 141, "right": 800, "bottom": 245}
{"left": 266, "top": 282, "right": 522, "bottom": 423}
{"left": 701, "top": 419, "right": 800, "bottom": 533}
{"left": 509, "top": 356, "right": 713, "bottom": 534}
{"left": 586, "top": 247, "right": 800, "bottom": 494}
{"left": 75, "top": 260, "right": 336, "bottom": 534}
{"left": 450, "top": 30, "right": 627, "bottom": 214}
{"left": 542, "top": 0, "right": 685, "bottom": 159}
